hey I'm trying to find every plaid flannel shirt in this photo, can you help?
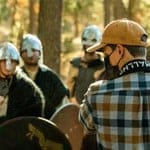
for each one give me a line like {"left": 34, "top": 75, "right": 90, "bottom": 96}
{"left": 79, "top": 72, "right": 150, "bottom": 150}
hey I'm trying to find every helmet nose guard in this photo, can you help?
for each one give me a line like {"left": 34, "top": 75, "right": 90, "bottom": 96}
{"left": 21, "top": 34, "right": 42, "bottom": 57}
{"left": 0, "top": 42, "right": 20, "bottom": 62}
{"left": 81, "top": 25, "right": 102, "bottom": 47}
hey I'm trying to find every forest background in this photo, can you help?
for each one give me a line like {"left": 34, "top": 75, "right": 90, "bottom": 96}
{"left": 0, "top": 0, "right": 150, "bottom": 83}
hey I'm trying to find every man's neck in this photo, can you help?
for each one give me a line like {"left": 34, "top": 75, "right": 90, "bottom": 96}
{"left": 24, "top": 64, "right": 39, "bottom": 72}
{"left": 83, "top": 52, "right": 99, "bottom": 62}
{"left": 119, "top": 59, "right": 149, "bottom": 76}
{"left": 119, "top": 56, "right": 146, "bottom": 70}
{"left": 24, "top": 64, "right": 39, "bottom": 80}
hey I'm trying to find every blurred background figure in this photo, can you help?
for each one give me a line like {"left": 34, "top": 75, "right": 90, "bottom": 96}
{"left": 20, "top": 34, "right": 69, "bottom": 119}
{"left": 0, "top": 42, "right": 45, "bottom": 124}
{"left": 67, "top": 25, "right": 104, "bottom": 105}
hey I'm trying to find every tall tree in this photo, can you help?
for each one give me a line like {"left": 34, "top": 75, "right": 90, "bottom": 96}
{"left": 28, "top": 0, "right": 38, "bottom": 34}
{"left": 128, "top": 0, "right": 140, "bottom": 20}
{"left": 0, "top": 0, "right": 8, "bottom": 23}
{"left": 103, "top": 0, "right": 127, "bottom": 25}
{"left": 63, "top": 0, "right": 94, "bottom": 37}
{"left": 113, "top": 0, "right": 127, "bottom": 19}
{"left": 38, "top": 0, "right": 62, "bottom": 74}
{"left": 103, "top": 0, "right": 113, "bottom": 26}
{"left": 103, "top": 0, "right": 143, "bottom": 26}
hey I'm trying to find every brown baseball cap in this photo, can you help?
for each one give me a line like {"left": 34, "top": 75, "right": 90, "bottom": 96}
{"left": 87, "top": 18, "right": 148, "bottom": 52}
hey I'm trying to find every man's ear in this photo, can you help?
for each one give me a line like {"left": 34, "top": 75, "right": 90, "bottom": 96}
{"left": 117, "top": 45, "right": 124, "bottom": 56}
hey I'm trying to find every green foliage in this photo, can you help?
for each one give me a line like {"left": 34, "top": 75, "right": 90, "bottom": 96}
{"left": 0, "top": 0, "right": 150, "bottom": 48}
{"left": 62, "top": 0, "right": 103, "bottom": 35}
{"left": 64, "top": 0, "right": 94, "bottom": 14}
{"left": 62, "top": 37, "right": 74, "bottom": 53}
{"left": 140, "top": 1, "right": 150, "bottom": 36}
{"left": 63, "top": 0, "right": 97, "bottom": 26}
{"left": 0, "top": 0, "right": 9, "bottom": 22}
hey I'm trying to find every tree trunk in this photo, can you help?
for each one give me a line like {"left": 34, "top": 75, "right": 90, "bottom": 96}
{"left": 128, "top": 0, "right": 140, "bottom": 21}
{"left": 103, "top": 0, "right": 113, "bottom": 26}
{"left": 103, "top": 0, "right": 128, "bottom": 26}
{"left": 74, "top": 11, "right": 79, "bottom": 37}
{"left": 113, "top": 0, "right": 127, "bottom": 19}
{"left": 28, "top": 0, "right": 38, "bottom": 34}
{"left": 38, "top": 0, "right": 62, "bottom": 74}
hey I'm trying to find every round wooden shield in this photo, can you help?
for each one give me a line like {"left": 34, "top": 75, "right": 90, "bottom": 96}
{"left": 50, "top": 103, "right": 84, "bottom": 150}
{"left": 0, "top": 116, "right": 72, "bottom": 150}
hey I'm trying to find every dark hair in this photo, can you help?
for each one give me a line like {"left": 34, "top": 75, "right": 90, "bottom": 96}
{"left": 107, "top": 44, "right": 146, "bottom": 57}
{"left": 107, "top": 44, "right": 117, "bottom": 50}
{"left": 146, "top": 46, "right": 150, "bottom": 61}
{"left": 101, "top": 44, "right": 117, "bottom": 52}
{"left": 123, "top": 45, "right": 146, "bottom": 57}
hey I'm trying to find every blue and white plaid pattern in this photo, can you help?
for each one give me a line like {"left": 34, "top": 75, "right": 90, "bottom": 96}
{"left": 79, "top": 72, "right": 150, "bottom": 150}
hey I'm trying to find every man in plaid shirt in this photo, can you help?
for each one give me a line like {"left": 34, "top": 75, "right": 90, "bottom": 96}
{"left": 79, "top": 19, "right": 150, "bottom": 150}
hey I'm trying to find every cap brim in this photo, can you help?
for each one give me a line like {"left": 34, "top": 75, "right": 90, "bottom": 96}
{"left": 86, "top": 42, "right": 106, "bottom": 52}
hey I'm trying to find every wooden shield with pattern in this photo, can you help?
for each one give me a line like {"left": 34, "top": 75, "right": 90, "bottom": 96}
{"left": 50, "top": 103, "right": 84, "bottom": 150}
{"left": 0, "top": 116, "right": 72, "bottom": 150}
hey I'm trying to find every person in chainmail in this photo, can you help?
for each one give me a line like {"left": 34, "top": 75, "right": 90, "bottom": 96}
{"left": 67, "top": 25, "right": 104, "bottom": 105}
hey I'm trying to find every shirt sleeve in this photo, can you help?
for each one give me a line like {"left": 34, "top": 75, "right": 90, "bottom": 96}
{"left": 79, "top": 97, "right": 96, "bottom": 133}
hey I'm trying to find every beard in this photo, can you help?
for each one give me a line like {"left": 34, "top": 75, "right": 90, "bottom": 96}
{"left": 26, "top": 61, "right": 38, "bottom": 66}
{"left": 24, "top": 57, "right": 39, "bottom": 66}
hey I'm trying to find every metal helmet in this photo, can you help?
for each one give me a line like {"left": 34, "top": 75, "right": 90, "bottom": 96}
{"left": 21, "top": 34, "right": 42, "bottom": 57}
{"left": 0, "top": 42, "right": 20, "bottom": 70}
{"left": 81, "top": 25, "right": 102, "bottom": 46}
